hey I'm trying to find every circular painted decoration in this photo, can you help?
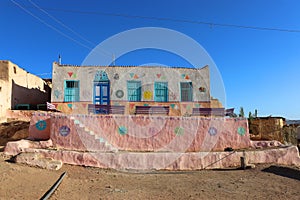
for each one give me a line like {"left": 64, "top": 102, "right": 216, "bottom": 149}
{"left": 237, "top": 127, "right": 246, "bottom": 136}
{"left": 116, "top": 90, "right": 124, "bottom": 98}
{"left": 118, "top": 126, "right": 128, "bottom": 135}
{"left": 114, "top": 73, "right": 119, "bottom": 80}
{"left": 174, "top": 127, "right": 184, "bottom": 136}
{"left": 208, "top": 127, "right": 217, "bottom": 136}
{"left": 143, "top": 91, "right": 153, "bottom": 100}
{"left": 59, "top": 126, "right": 71, "bottom": 137}
{"left": 36, "top": 120, "right": 47, "bottom": 131}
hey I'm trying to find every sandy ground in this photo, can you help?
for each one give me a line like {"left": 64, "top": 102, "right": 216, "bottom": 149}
{"left": 0, "top": 152, "right": 299, "bottom": 200}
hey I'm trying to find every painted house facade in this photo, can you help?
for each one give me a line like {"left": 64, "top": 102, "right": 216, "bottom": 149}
{"left": 51, "top": 62, "right": 223, "bottom": 115}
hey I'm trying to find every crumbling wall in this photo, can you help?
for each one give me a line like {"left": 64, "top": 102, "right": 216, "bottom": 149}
{"left": 282, "top": 125, "right": 299, "bottom": 145}
{"left": 249, "top": 117, "right": 284, "bottom": 142}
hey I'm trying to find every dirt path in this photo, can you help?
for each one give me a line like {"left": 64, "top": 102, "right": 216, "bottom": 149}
{"left": 0, "top": 152, "right": 299, "bottom": 200}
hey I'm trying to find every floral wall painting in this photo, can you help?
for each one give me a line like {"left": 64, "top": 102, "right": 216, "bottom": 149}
{"left": 143, "top": 91, "right": 153, "bottom": 100}
{"left": 36, "top": 120, "right": 47, "bottom": 131}
{"left": 208, "top": 127, "right": 217, "bottom": 136}
{"left": 59, "top": 126, "right": 71, "bottom": 137}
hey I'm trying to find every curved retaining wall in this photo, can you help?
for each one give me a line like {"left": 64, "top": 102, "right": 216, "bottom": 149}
{"left": 4, "top": 140, "right": 300, "bottom": 170}
{"left": 29, "top": 112, "right": 250, "bottom": 152}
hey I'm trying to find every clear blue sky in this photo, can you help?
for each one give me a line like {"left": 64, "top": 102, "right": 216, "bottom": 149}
{"left": 1, "top": 0, "right": 300, "bottom": 119}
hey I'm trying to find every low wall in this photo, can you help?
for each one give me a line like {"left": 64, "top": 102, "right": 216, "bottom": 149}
{"left": 51, "top": 101, "right": 217, "bottom": 116}
{"left": 29, "top": 112, "right": 250, "bottom": 152}
{"left": 4, "top": 140, "right": 300, "bottom": 170}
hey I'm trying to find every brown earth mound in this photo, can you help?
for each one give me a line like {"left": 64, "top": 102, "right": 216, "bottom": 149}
{"left": 0, "top": 121, "right": 29, "bottom": 147}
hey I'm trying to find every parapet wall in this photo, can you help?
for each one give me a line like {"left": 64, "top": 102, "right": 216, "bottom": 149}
{"left": 29, "top": 112, "right": 250, "bottom": 152}
{"left": 50, "top": 101, "right": 220, "bottom": 116}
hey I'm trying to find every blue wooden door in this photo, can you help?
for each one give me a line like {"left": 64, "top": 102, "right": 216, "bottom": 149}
{"left": 94, "top": 82, "right": 110, "bottom": 105}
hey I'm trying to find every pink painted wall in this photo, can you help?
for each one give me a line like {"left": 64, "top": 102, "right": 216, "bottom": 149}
{"left": 29, "top": 112, "right": 250, "bottom": 152}
{"left": 28, "top": 112, "right": 51, "bottom": 140}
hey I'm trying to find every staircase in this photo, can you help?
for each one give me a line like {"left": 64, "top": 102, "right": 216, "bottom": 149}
{"left": 70, "top": 116, "right": 118, "bottom": 153}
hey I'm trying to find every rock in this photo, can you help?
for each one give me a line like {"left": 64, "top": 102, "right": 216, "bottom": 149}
{"left": 12, "top": 152, "right": 62, "bottom": 170}
{"left": 250, "top": 140, "right": 284, "bottom": 149}
{"left": 4, "top": 139, "right": 31, "bottom": 156}
{"left": 247, "top": 164, "right": 256, "bottom": 169}
{"left": 4, "top": 139, "right": 53, "bottom": 156}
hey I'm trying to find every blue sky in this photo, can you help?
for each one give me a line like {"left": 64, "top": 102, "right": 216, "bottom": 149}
{"left": 1, "top": 0, "right": 300, "bottom": 119}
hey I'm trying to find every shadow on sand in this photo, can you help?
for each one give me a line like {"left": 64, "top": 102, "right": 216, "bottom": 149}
{"left": 262, "top": 165, "right": 300, "bottom": 181}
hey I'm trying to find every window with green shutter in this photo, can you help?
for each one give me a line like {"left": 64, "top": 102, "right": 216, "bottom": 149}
{"left": 64, "top": 80, "right": 80, "bottom": 102}
{"left": 180, "top": 82, "right": 193, "bottom": 101}
{"left": 154, "top": 82, "right": 168, "bottom": 102}
{"left": 127, "top": 81, "right": 141, "bottom": 101}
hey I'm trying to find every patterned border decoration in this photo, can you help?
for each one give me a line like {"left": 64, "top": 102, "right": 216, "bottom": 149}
{"left": 36, "top": 120, "right": 47, "bottom": 131}
{"left": 59, "top": 126, "right": 71, "bottom": 137}
{"left": 237, "top": 127, "right": 246, "bottom": 136}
